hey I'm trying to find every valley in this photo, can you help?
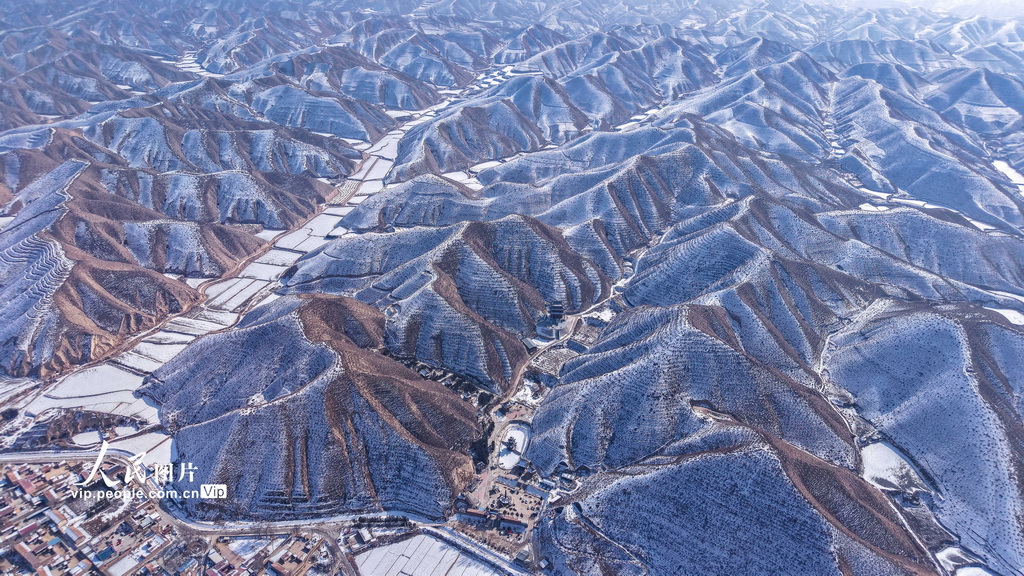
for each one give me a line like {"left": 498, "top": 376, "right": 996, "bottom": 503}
{"left": 3, "top": 1, "right": 1024, "bottom": 575}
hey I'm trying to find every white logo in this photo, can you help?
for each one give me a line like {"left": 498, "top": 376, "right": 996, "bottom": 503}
{"left": 71, "top": 441, "right": 224, "bottom": 501}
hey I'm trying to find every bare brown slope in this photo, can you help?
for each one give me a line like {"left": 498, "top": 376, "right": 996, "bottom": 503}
{"left": 300, "top": 295, "right": 481, "bottom": 495}
{"left": 27, "top": 256, "right": 201, "bottom": 379}
{"left": 767, "top": 436, "right": 936, "bottom": 575}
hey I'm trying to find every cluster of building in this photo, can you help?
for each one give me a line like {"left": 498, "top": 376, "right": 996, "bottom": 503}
{"left": 396, "top": 356, "right": 493, "bottom": 408}
{"left": 455, "top": 507, "right": 529, "bottom": 536}
{"left": 250, "top": 534, "right": 328, "bottom": 576}
{"left": 0, "top": 461, "right": 330, "bottom": 576}
{"left": 447, "top": 303, "right": 617, "bottom": 570}
{"left": 456, "top": 468, "right": 554, "bottom": 540}
{"left": 337, "top": 517, "right": 415, "bottom": 556}
{"left": 525, "top": 310, "right": 611, "bottom": 385}
{"left": 166, "top": 533, "right": 328, "bottom": 576}
{"left": 0, "top": 460, "right": 173, "bottom": 576}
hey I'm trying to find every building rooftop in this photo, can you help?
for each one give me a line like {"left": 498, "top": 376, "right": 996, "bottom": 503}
{"left": 529, "top": 346, "right": 579, "bottom": 376}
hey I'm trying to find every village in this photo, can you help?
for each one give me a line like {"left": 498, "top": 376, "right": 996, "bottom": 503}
{"left": 433, "top": 299, "right": 619, "bottom": 571}
{"left": 0, "top": 459, "right": 333, "bottom": 576}
{"left": 0, "top": 298, "right": 620, "bottom": 576}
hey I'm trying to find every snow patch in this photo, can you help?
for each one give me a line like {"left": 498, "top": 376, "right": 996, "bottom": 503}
{"left": 993, "top": 160, "right": 1024, "bottom": 197}
{"left": 498, "top": 423, "right": 530, "bottom": 470}
{"left": 860, "top": 441, "right": 927, "bottom": 493}
{"left": 858, "top": 203, "right": 890, "bottom": 212}
{"left": 985, "top": 307, "right": 1024, "bottom": 325}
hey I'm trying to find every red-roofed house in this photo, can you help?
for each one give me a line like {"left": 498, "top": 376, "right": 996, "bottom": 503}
{"left": 14, "top": 542, "right": 43, "bottom": 571}
{"left": 18, "top": 478, "right": 38, "bottom": 495}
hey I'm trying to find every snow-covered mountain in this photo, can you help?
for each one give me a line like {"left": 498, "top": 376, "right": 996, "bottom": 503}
{"left": 2, "top": 0, "right": 1024, "bottom": 574}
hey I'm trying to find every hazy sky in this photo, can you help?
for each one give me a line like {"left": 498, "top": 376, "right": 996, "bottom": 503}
{"left": 819, "top": 0, "right": 1023, "bottom": 18}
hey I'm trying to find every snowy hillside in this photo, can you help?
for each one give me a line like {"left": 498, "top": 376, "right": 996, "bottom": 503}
{"left": 2, "top": 1, "right": 1024, "bottom": 574}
